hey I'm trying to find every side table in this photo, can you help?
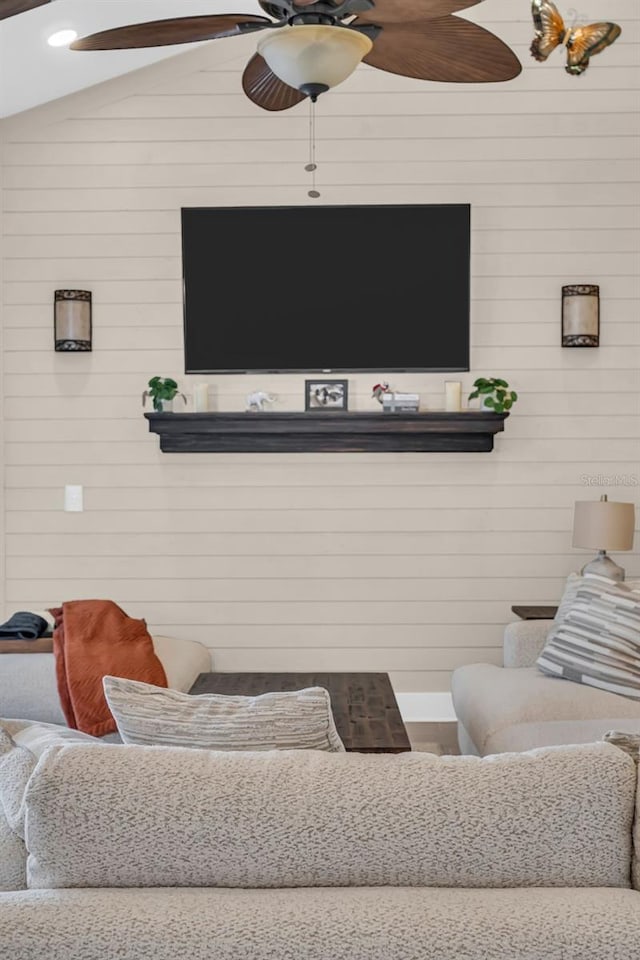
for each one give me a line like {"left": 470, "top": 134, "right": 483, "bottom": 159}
{"left": 511, "top": 605, "right": 558, "bottom": 620}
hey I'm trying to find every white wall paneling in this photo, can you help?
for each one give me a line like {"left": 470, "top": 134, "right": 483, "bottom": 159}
{"left": 1, "top": 0, "right": 638, "bottom": 696}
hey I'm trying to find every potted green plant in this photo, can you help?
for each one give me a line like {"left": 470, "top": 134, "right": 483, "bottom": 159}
{"left": 142, "top": 376, "right": 186, "bottom": 413}
{"left": 468, "top": 377, "right": 517, "bottom": 414}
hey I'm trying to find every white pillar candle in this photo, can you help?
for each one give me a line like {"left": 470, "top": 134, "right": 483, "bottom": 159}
{"left": 193, "top": 383, "right": 209, "bottom": 412}
{"left": 444, "top": 381, "right": 462, "bottom": 412}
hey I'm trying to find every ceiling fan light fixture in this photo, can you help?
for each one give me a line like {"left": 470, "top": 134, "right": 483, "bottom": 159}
{"left": 257, "top": 24, "right": 372, "bottom": 95}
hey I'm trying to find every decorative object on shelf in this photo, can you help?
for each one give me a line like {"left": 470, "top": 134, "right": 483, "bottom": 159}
{"left": 530, "top": 0, "right": 621, "bottom": 75}
{"left": 193, "top": 383, "right": 210, "bottom": 413}
{"left": 468, "top": 378, "right": 518, "bottom": 414}
{"left": 142, "top": 377, "right": 186, "bottom": 413}
{"left": 562, "top": 284, "right": 600, "bottom": 347}
{"left": 305, "top": 380, "right": 348, "bottom": 412}
{"left": 444, "top": 381, "right": 462, "bottom": 412}
{"left": 246, "top": 391, "right": 277, "bottom": 412}
{"left": 382, "top": 393, "right": 419, "bottom": 413}
{"left": 372, "top": 381, "right": 391, "bottom": 405}
{"left": 572, "top": 494, "right": 635, "bottom": 581}
{"left": 54, "top": 290, "right": 92, "bottom": 352}
{"left": 68, "top": 1, "right": 521, "bottom": 114}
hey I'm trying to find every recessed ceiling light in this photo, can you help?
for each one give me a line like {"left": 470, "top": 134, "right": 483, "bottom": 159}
{"left": 47, "top": 29, "right": 78, "bottom": 48}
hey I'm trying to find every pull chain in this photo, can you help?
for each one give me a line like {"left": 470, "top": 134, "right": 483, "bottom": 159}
{"left": 305, "top": 99, "right": 320, "bottom": 199}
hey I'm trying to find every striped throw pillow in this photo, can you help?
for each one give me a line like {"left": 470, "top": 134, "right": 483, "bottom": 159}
{"left": 537, "top": 574, "right": 640, "bottom": 700}
{"left": 103, "top": 676, "right": 345, "bottom": 752}
{"left": 551, "top": 572, "right": 640, "bottom": 631}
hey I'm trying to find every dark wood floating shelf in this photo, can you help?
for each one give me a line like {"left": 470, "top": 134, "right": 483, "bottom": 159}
{"left": 145, "top": 411, "right": 508, "bottom": 453}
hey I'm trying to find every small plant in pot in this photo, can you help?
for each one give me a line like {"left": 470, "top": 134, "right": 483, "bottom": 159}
{"left": 468, "top": 377, "right": 517, "bottom": 414}
{"left": 142, "top": 377, "right": 186, "bottom": 413}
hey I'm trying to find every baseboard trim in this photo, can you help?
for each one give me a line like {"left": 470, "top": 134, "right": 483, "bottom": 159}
{"left": 395, "top": 692, "right": 456, "bottom": 723}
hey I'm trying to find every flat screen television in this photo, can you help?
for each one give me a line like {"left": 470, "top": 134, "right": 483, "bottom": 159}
{"left": 182, "top": 204, "right": 470, "bottom": 374}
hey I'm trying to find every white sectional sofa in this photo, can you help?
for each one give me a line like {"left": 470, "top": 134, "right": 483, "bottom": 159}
{"left": 1, "top": 724, "right": 639, "bottom": 960}
{"left": 452, "top": 619, "right": 640, "bottom": 755}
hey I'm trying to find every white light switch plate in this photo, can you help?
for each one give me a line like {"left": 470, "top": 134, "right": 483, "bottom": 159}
{"left": 64, "top": 485, "right": 83, "bottom": 512}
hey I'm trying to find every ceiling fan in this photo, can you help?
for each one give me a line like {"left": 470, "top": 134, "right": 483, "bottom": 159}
{"left": 0, "top": 0, "right": 52, "bottom": 16}
{"left": 0, "top": 0, "right": 520, "bottom": 112}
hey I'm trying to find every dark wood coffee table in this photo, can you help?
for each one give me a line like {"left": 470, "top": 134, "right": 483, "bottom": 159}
{"left": 188, "top": 671, "right": 411, "bottom": 754}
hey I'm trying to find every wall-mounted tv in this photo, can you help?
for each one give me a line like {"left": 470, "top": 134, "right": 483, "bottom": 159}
{"left": 182, "top": 204, "right": 470, "bottom": 374}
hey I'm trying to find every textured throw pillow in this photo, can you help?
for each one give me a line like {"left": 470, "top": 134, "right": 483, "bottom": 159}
{"left": 537, "top": 574, "right": 640, "bottom": 700}
{"left": 551, "top": 572, "right": 640, "bottom": 631}
{"left": 103, "top": 677, "right": 345, "bottom": 752}
{"left": 550, "top": 572, "right": 582, "bottom": 629}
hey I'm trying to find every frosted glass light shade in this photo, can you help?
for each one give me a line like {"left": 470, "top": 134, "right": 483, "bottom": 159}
{"left": 572, "top": 498, "right": 635, "bottom": 551}
{"left": 54, "top": 289, "right": 92, "bottom": 352}
{"left": 257, "top": 25, "right": 372, "bottom": 91}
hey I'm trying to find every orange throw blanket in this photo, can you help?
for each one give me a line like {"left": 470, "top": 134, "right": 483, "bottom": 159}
{"left": 50, "top": 599, "right": 167, "bottom": 737}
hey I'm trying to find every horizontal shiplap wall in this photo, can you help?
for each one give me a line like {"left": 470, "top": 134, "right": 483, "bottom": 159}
{"left": 1, "top": 1, "right": 639, "bottom": 693}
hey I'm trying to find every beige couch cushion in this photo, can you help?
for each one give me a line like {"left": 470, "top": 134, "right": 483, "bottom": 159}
{"left": 477, "top": 717, "right": 640, "bottom": 755}
{"left": 452, "top": 664, "right": 640, "bottom": 756}
{"left": 637, "top": 763, "right": 640, "bottom": 891}
{"left": 151, "top": 635, "right": 211, "bottom": 691}
{"left": 0, "top": 807, "right": 25, "bottom": 892}
{"left": 2, "top": 887, "right": 639, "bottom": 960}
{"left": 0, "top": 720, "right": 100, "bottom": 891}
{"left": 25, "top": 742, "right": 635, "bottom": 890}
{"left": 603, "top": 732, "right": 640, "bottom": 892}
{"left": 0, "top": 730, "right": 33, "bottom": 891}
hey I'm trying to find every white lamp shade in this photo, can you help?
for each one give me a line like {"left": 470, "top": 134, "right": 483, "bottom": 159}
{"left": 257, "top": 25, "right": 372, "bottom": 92}
{"left": 572, "top": 499, "right": 636, "bottom": 551}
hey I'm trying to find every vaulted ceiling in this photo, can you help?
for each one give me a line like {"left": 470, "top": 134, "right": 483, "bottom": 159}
{"left": 0, "top": 0, "right": 269, "bottom": 117}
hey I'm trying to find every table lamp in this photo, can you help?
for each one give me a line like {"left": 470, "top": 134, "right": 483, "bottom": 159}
{"left": 572, "top": 494, "right": 636, "bottom": 581}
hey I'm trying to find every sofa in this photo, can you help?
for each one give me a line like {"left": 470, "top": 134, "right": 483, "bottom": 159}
{"left": 452, "top": 618, "right": 640, "bottom": 755}
{"left": 0, "top": 634, "right": 212, "bottom": 727}
{"left": 1, "top": 721, "right": 639, "bottom": 960}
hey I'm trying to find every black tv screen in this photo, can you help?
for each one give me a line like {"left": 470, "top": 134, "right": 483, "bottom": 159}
{"left": 182, "top": 204, "right": 470, "bottom": 374}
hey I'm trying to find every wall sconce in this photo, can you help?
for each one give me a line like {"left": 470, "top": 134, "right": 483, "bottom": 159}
{"left": 54, "top": 290, "right": 92, "bottom": 352}
{"left": 561, "top": 284, "right": 599, "bottom": 347}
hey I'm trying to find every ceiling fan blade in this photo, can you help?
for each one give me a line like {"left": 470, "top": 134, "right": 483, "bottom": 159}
{"left": 242, "top": 54, "right": 307, "bottom": 112}
{"left": 70, "top": 15, "right": 273, "bottom": 51}
{"left": 0, "top": 0, "right": 50, "bottom": 19}
{"left": 356, "top": 0, "right": 481, "bottom": 23}
{"left": 361, "top": 16, "right": 522, "bottom": 82}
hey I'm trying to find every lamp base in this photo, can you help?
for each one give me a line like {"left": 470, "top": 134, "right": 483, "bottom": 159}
{"left": 580, "top": 550, "right": 625, "bottom": 582}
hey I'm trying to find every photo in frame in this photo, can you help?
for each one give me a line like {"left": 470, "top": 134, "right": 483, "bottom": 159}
{"left": 305, "top": 379, "right": 349, "bottom": 412}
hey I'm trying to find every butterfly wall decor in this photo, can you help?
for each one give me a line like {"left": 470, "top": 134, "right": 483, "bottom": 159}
{"left": 530, "top": 0, "right": 621, "bottom": 74}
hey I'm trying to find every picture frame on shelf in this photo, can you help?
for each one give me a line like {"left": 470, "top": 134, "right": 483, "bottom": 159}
{"left": 305, "top": 379, "right": 349, "bottom": 412}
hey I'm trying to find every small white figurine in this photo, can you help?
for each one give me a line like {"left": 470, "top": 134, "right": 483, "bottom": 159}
{"left": 246, "top": 391, "right": 277, "bottom": 412}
